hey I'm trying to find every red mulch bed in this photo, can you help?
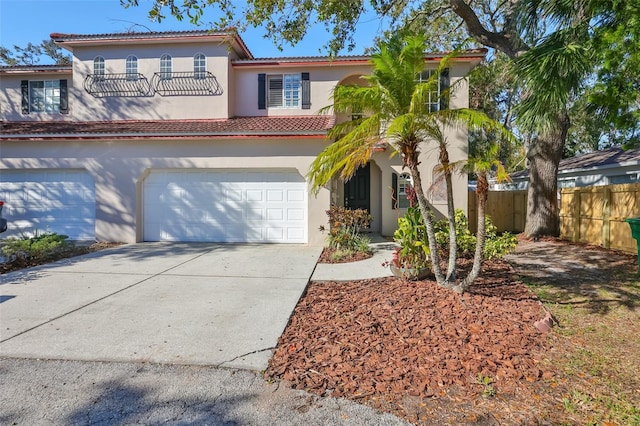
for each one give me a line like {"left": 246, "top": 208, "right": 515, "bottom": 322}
{"left": 266, "top": 259, "right": 567, "bottom": 424}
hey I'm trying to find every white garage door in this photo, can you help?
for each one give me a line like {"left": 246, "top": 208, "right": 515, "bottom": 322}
{"left": 0, "top": 169, "right": 96, "bottom": 240}
{"left": 143, "top": 170, "right": 308, "bottom": 243}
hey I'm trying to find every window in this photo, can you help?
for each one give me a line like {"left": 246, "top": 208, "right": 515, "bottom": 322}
{"left": 194, "top": 53, "right": 206, "bottom": 79}
{"left": 160, "top": 54, "right": 172, "bottom": 80}
{"left": 268, "top": 74, "right": 301, "bottom": 108}
{"left": 93, "top": 56, "right": 105, "bottom": 77}
{"left": 126, "top": 55, "right": 138, "bottom": 81}
{"left": 29, "top": 80, "right": 60, "bottom": 113}
{"left": 398, "top": 173, "right": 412, "bottom": 208}
{"left": 417, "top": 69, "right": 442, "bottom": 112}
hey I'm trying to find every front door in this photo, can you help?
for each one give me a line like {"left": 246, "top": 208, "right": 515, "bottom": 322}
{"left": 344, "top": 163, "right": 370, "bottom": 212}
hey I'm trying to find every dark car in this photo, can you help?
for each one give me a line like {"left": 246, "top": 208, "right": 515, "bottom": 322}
{"left": 0, "top": 201, "right": 7, "bottom": 233}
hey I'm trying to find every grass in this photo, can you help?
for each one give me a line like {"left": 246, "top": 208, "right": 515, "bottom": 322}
{"left": 526, "top": 271, "right": 640, "bottom": 425}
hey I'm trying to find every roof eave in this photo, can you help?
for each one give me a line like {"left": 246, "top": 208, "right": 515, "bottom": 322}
{"left": 0, "top": 131, "right": 330, "bottom": 140}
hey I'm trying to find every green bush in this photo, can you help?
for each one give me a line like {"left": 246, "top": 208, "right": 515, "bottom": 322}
{"left": 392, "top": 206, "right": 431, "bottom": 269}
{"left": 435, "top": 209, "right": 517, "bottom": 260}
{"left": 1, "top": 231, "right": 74, "bottom": 263}
{"left": 324, "top": 205, "right": 372, "bottom": 254}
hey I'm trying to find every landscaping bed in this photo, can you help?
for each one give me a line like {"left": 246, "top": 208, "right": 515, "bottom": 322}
{"left": 0, "top": 241, "right": 122, "bottom": 274}
{"left": 267, "top": 238, "right": 640, "bottom": 425}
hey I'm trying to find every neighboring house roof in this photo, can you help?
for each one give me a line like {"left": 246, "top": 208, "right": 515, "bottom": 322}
{"left": 511, "top": 146, "right": 640, "bottom": 180}
{"left": 0, "top": 116, "right": 335, "bottom": 140}
{"left": 50, "top": 29, "right": 254, "bottom": 59}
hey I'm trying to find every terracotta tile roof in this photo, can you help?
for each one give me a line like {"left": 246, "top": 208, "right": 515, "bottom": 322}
{"left": 50, "top": 29, "right": 230, "bottom": 41}
{"left": 511, "top": 146, "right": 640, "bottom": 180}
{"left": 0, "top": 64, "right": 71, "bottom": 73}
{"left": 50, "top": 29, "right": 253, "bottom": 59}
{"left": 0, "top": 116, "right": 335, "bottom": 140}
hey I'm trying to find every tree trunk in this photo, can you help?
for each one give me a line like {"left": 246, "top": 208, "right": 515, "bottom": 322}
{"left": 408, "top": 164, "right": 446, "bottom": 285}
{"left": 523, "top": 113, "right": 569, "bottom": 237}
{"left": 455, "top": 173, "right": 488, "bottom": 292}
{"left": 440, "top": 144, "right": 457, "bottom": 284}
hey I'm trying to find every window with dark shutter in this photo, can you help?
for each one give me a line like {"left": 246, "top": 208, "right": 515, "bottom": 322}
{"left": 268, "top": 75, "right": 284, "bottom": 107}
{"left": 439, "top": 68, "right": 450, "bottom": 110}
{"left": 392, "top": 173, "right": 398, "bottom": 209}
{"left": 21, "top": 80, "right": 29, "bottom": 114}
{"left": 301, "top": 72, "right": 310, "bottom": 109}
{"left": 59, "top": 79, "right": 69, "bottom": 114}
{"left": 258, "top": 73, "right": 266, "bottom": 110}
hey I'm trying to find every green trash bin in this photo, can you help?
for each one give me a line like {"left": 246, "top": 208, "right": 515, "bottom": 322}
{"left": 625, "top": 217, "right": 640, "bottom": 274}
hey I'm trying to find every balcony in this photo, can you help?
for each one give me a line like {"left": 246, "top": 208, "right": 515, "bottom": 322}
{"left": 83, "top": 73, "right": 153, "bottom": 98}
{"left": 151, "top": 71, "right": 223, "bottom": 96}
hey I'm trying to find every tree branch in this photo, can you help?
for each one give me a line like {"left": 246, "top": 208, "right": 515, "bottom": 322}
{"left": 448, "top": 0, "right": 528, "bottom": 58}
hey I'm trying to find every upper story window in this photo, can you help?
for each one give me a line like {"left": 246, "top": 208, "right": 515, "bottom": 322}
{"left": 160, "top": 54, "right": 172, "bottom": 80}
{"left": 93, "top": 56, "right": 105, "bottom": 77}
{"left": 126, "top": 55, "right": 138, "bottom": 81}
{"left": 268, "top": 74, "right": 301, "bottom": 108}
{"left": 417, "top": 68, "right": 449, "bottom": 112}
{"left": 417, "top": 69, "right": 440, "bottom": 112}
{"left": 28, "top": 80, "right": 60, "bottom": 113}
{"left": 194, "top": 53, "right": 206, "bottom": 79}
{"left": 258, "top": 72, "right": 309, "bottom": 110}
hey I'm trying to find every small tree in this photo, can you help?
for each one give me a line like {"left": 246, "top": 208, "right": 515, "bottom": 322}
{"left": 456, "top": 141, "right": 510, "bottom": 291}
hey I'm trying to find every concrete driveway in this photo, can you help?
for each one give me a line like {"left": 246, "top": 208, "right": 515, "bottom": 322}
{"left": 0, "top": 243, "right": 322, "bottom": 370}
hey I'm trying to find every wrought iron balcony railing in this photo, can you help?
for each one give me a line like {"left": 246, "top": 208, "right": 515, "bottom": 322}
{"left": 151, "top": 71, "right": 223, "bottom": 96}
{"left": 83, "top": 73, "right": 153, "bottom": 98}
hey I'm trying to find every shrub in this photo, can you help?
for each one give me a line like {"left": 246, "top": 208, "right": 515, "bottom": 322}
{"left": 1, "top": 231, "right": 74, "bottom": 263}
{"left": 391, "top": 206, "right": 431, "bottom": 269}
{"left": 434, "top": 209, "right": 517, "bottom": 260}
{"left": 324, "top": 205, "right": 372, "bottom": 253}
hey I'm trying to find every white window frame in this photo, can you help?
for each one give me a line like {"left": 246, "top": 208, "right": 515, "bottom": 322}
{"left": 417, "top": 69, "right": 441, "bottom": 112}
{"left": 267, "top": 73, "right": 301, "bottom": 108}
{"left": 398, "top": 172, "right": 412, "bottom": 208}
{"left": 194, "top": 53, "right": 206, "bottom": 79}
{"left": 29, "top": 80, "right": 60, "bottom": 113}
{"left": 93, "top": 56, "right": 105, "bottom": 76}
{"left": 160, "top": 54, "right": 172, "bottom": 80}
{"left": 126, "top": 55, "right": 138, "bottom": 81}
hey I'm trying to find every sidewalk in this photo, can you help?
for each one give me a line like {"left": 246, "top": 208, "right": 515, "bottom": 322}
{"left": 311, "top": 234, "right": 397, "bottom": 282}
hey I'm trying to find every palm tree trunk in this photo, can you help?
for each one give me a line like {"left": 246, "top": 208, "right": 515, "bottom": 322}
{"left": 440, "top": 144, "right": 457, "bottom": 284}
{"left": 455, "top": 173, "right": 488, "bottom": 292}
{"left": 524, "top": 112, "right": 569, "bottom": 237}
{"left": 408, "top": 165, "right": 446, "bottom": 285}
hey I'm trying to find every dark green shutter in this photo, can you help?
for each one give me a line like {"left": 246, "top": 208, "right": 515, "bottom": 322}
{"left": 21, "top": 80, "right": 29, "bottom": 114}
{"left": 59, "top": 79, "right": 69, "bottom": 114}
{"left": 439, "top": 68, "right": 450, "bottom": 110}
{"left": 392, "top": 173, "right": 398, "bottom": 209}
{"left": 301, "top": 72, "right": 310, "bottom": 109}
{"left": 258, "top": 73, "right": 266, "bottom": 110}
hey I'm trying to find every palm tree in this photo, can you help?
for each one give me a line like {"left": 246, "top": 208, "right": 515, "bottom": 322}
{"left": 455, "top": 141, "right": 510, "bottom": 292}
{"left": 308, "top": 34, "right": 513, "bottom": 291}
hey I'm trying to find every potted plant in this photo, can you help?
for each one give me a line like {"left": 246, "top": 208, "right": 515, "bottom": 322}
{"left": 383, "top": 187, "right": 431, "bottom": 280}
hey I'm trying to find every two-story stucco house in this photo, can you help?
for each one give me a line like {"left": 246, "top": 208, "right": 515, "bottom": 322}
{"left": 0, "top": 30, "right": 485, "bottom": 245}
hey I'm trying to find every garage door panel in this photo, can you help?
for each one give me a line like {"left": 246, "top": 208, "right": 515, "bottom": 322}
{"left": 0, "top": 170, "right": 95, "bottom": 240}
{"left": 143, "top": 170, "right": 307, "bottom": 243}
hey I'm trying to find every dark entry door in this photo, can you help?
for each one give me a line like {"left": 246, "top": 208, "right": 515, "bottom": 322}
{"left": 344, "top": 163, "right": 370, "bottom": 212}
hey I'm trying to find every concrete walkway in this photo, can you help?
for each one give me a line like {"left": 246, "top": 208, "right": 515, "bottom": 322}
{"left": 311, "top": 235, "right": 397, "bottom": 281}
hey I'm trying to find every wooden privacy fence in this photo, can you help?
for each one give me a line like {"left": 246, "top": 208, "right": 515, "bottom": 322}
{"left": 468, "top": 190, "right": 527, "bottom": 235}
{"left": 468, "top": 183, "right": 640, "bottom": 254}
{"left": 559, "top": 184, "right": 640, "bottom": 254}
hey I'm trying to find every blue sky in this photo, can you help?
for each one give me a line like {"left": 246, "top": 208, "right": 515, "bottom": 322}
{"left": 0, "top": 0, "right": 387, "bottom": 61}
